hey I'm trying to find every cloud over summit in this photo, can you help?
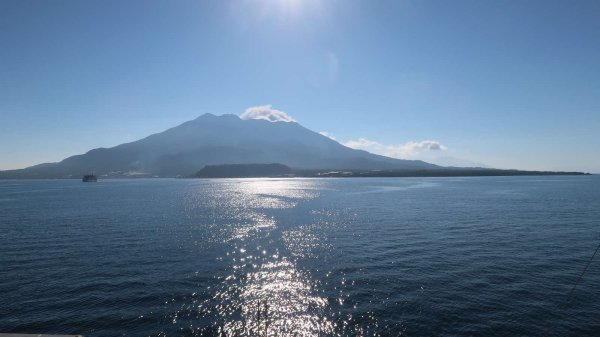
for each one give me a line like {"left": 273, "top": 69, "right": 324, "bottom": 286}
{"left": 240, "top": 105, "right": 296, "bottom": 123}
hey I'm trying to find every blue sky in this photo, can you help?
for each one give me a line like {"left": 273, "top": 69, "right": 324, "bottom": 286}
{"left": 1, "top": 0, "right": 599, "bottom": 172}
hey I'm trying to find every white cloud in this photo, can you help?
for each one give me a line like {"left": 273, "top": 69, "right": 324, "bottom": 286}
{"left": 240, "top": 105, "right": 296, "bottom": 123}
{"left": 341, "top": 136, "right": 484, "bottom": 167}
{"left": 342, "top": 138, "right": 447, "bottom": 159}
{"left": 343, "top": 138, "right": 381, "bottom": 151}
{"left": 386, "top": 140, "right": 448, "bottom": 158}
{"left": 318, "top": 131, "right": 337, "bottom": 140}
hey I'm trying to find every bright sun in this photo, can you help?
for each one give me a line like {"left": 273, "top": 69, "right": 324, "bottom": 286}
{"left": 243, "top": 0, "right": 324, "bottom": 22}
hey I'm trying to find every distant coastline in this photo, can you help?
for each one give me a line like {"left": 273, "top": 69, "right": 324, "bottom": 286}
{"left": 186, "top": 164, "right": 590, "bottom": 179}
{"left": 299, "top": 168, "right": 591, "bottom": 178}
{"left": 0, "top": 164, "right": 591, "bottom": 180}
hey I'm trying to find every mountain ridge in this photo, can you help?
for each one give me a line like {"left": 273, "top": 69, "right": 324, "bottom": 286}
{"left": 0, "top": 114, "right": 439, "bottom": 178}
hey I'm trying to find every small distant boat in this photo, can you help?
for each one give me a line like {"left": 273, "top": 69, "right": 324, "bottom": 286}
{"left": 82, "top": 174, "right": 98, "bottom": 182}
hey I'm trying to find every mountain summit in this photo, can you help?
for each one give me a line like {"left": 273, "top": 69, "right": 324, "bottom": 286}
{"left": 0, "top": 114, "right": 438, "bottom": 178}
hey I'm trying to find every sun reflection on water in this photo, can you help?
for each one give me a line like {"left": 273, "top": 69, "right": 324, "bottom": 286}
{"left": 177, "top": 179, "right": 383, "bottom": 336}
{"left": 206, "top": 257, "right": 335, "bottom": 336}
{"left": 186, "top": 179, "right": 339, "bottom": 336}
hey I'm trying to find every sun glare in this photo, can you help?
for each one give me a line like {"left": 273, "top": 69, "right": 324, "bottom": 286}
{"left": 241, "top": 0, "right": 324, "bottom": 22}
{"left": 274, "top": 0, "right": 304, "bottom": 14}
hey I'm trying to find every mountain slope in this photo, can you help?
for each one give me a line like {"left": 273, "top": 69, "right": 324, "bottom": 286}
{"left": 0, "top": 114, "right": 439, "bottom": 178}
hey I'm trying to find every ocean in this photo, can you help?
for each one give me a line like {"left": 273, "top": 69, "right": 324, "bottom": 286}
{"left": 1, "top": 176, "right": 599, "bottom": 336}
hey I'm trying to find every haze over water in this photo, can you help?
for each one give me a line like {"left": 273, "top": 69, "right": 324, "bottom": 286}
{"left": 1, "top": 176, "right": 599, "bottom": 336}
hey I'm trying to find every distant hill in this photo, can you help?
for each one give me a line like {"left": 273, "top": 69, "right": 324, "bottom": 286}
{"left": 0, "top": 113, "right": 439, "bottom": 178}
{"left": 194, "top": 163, "right": 292, "bottom": 178}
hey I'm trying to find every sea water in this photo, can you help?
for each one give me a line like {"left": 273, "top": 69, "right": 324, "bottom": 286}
{"left": 1, "top": 176, "right": 599, "bottom": 336}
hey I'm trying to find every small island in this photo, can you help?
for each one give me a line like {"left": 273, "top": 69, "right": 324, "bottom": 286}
{"left": 193, "top": 163, "right": 293, "bottom": 178}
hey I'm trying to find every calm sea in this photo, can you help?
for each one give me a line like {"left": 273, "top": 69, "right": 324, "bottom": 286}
{"left": 1, "top": 176, "right": 599, "bottom": 336}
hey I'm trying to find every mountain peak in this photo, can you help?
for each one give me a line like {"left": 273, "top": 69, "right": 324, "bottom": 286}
{"left": 195, "top": 113, "right": 240, "bottom": 120}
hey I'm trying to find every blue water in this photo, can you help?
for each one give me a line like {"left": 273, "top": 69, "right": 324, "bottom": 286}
{"left": 1, "top": 176, "right": 599, "bottom": 336}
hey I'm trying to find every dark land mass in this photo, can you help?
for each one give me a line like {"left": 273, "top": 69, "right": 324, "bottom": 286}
{"left": 194, "top": 163, "right": 292, "bottom": 178}
{"left": 188, "top": 163, "right": 589, "bottom": 178}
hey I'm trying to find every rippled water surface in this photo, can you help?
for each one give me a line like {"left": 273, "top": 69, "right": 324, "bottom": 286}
{"left": 1, "top": 177, "right": 599, "bottom": 336}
